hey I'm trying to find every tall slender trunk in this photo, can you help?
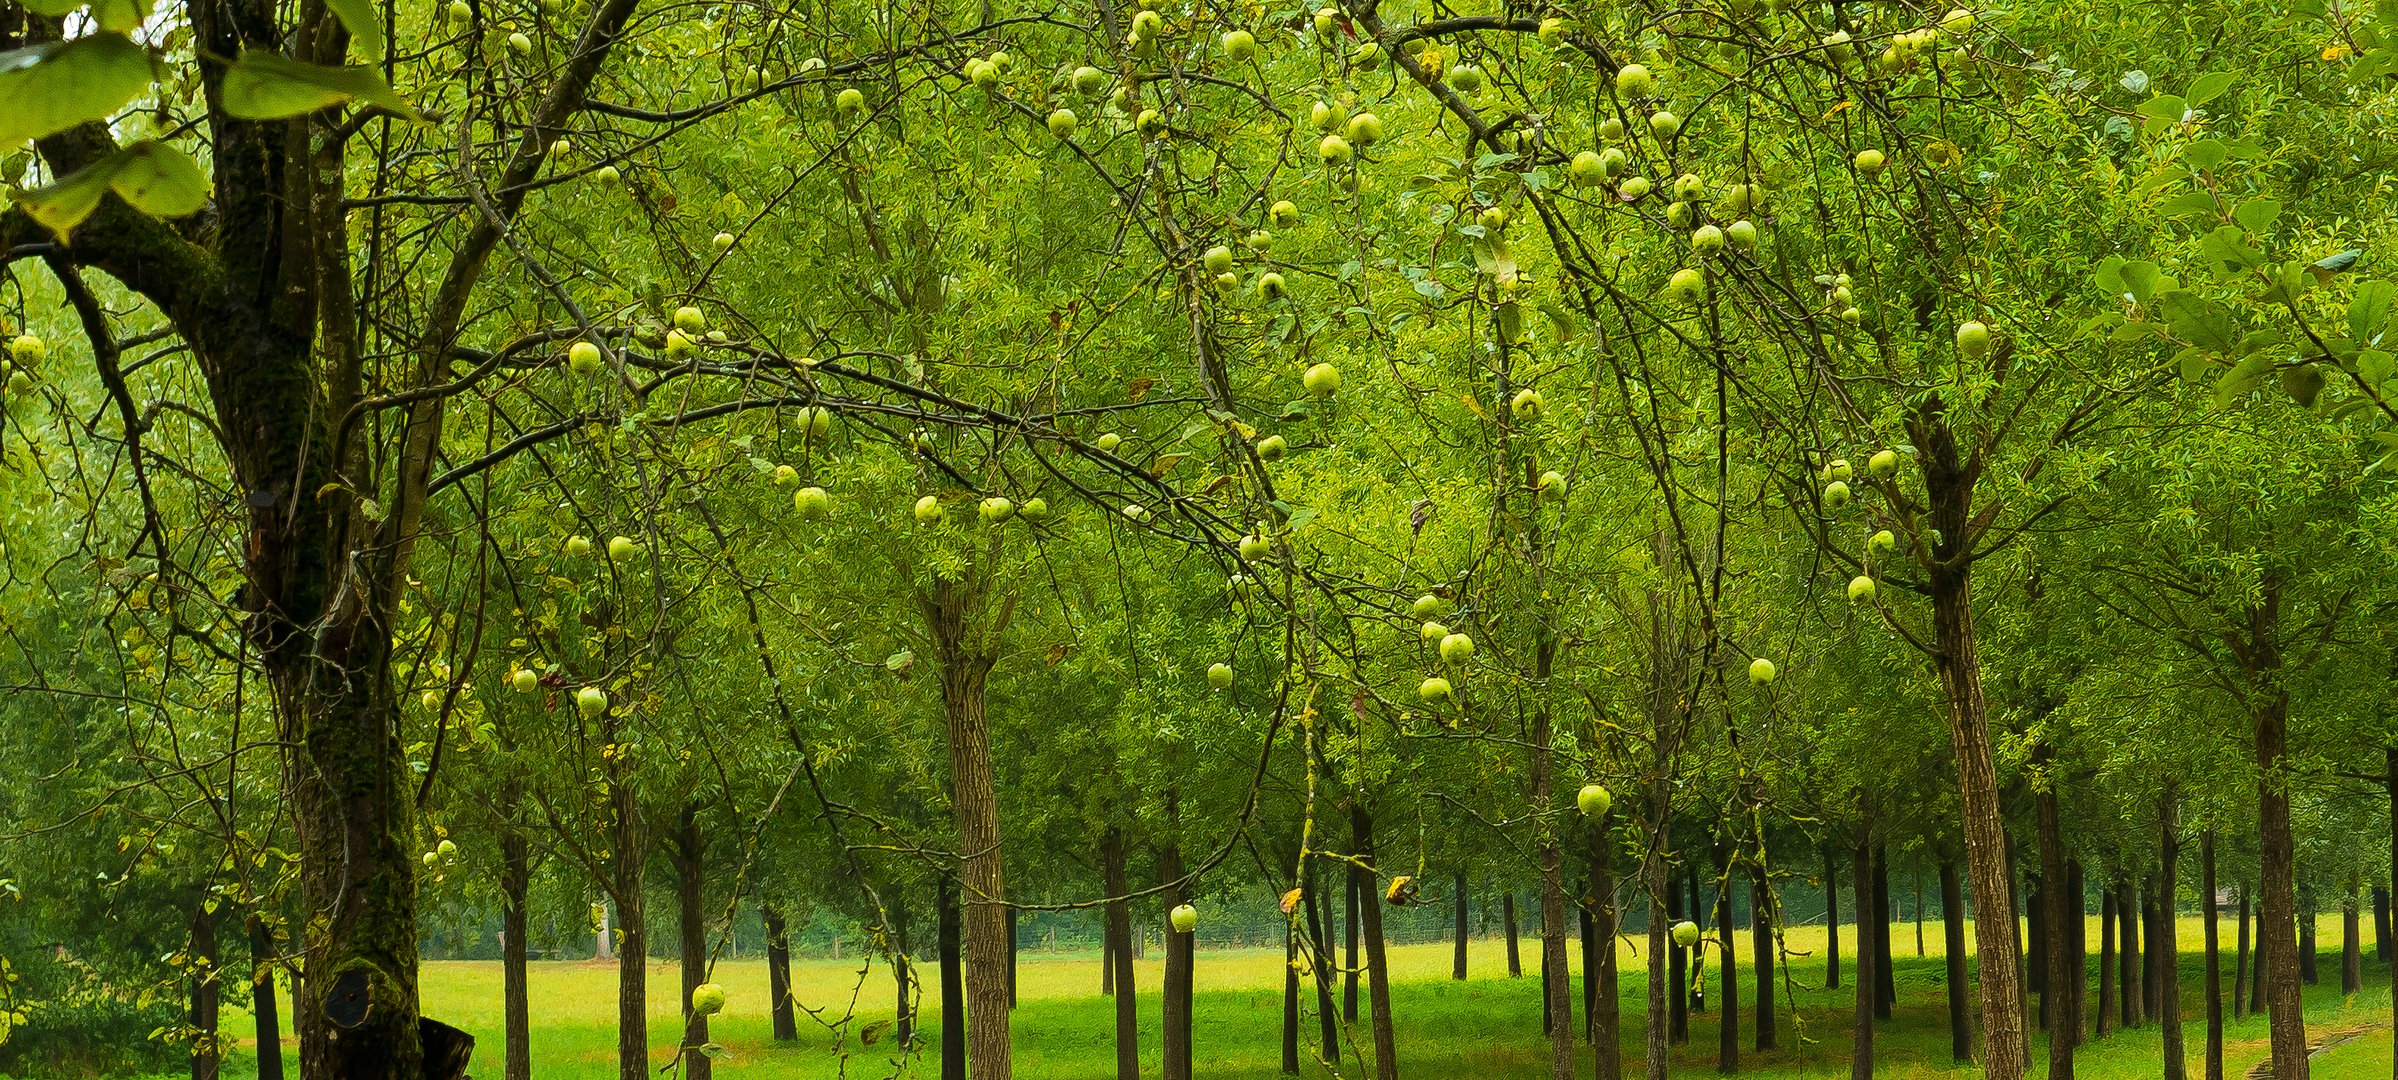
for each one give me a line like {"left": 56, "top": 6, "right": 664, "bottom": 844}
{"left": 2120, "top": 880, "right": 2142, "bottom": 1028}
{"left": 1101, "top": 827, "right": 1139, "bottom": 1080}
{"left": 2037, "top": 772, "right": 2075, "bottom": 1080}
{"left": 1874, "top": 847, "right": 1896, "bottom": 1020}
{"left": 1454, "top": 871, "right": 1470, "bottom": 980}
{"left": 2098, "top": 887, "right": 2118, "bottom": 1038}
{"left": 2299, "top": 887, "right": 2319, "bottom": 986}
{"left": 940, "top": 875, "right": 966, "bottom": 1080}
{"left": 2375, "top": 884, "right": 2392, "bottom": 964}
{"left": 1668, "top": 870, "right": 1688, "bottom": 1044}
{"left": 1283, "top": 886, "right": 1301, "bottom": 1076}
{"left": 1690, "top": 868, "right": 1709, "bottom": 1016}
{"left": 2145, "top": 879, "right": 2164, "bottom": 1019}
{"left": 191, "top": 898, "right": 221, "bottom": 1080}
{"left": 2203, "top": 832, "right": 2223, "bottom": 1080}
{"left": 2388, "top": 748, "right": 2398, "bottom": 1075}
{"left": 2161, "top": 791, "right": 2185, "bottom": 1080}
{"left": 2250, "top": 890, "right": 2266, "bottom": 1024}
{"left": 1344, "top": 867, "right": 1360, "bottom": 1023}
{"left": 894, "top": 885, "right": 915, "bottom": 1049}
{"left": 1352, "top": 803, "right": 1399, "bottom": 1080}
{"left": 766, "top": 905, "right": 798, "bottom": 1042}
{"left": 501, "top": 829, "right": 533, "bottom": 1078}
{"left": 1752, "top": 866, "right": 1777, "bottom": 1053}
{"left": 1717, "top": 848, "right": 1740, "bottom": 1074}
{"left": 1581, "top": 890, "right": 1598, "bottom": 1040}
{"left": 1101, "top": 920, "right": 1116, "bottom": 997}
{"left": 2342, "top": 885, "right": 2363, "bottom": 994}
{"left": 247, "top": 913, "right": 285, "bottom": 1080}
{"left": 1826, "top": 845, "right": 1843, "bottom": 990}
{"left": 1307, "top": 876, "right": 1337, "bottom": 1062}
{"left": 611, "top": 777, "right": 648, "bottom": 1080}
{"left": 1007, "top": 907, "right": 1019, "bottom": 1010}
{"left": 1644, "top": 796, "right": 1673, "bottom": 1080}
{"left": 2030, "top": 875, "right": 2050, "bottom": 1024}
{"left": 1162, "top": 823, "right": 1193, "bottom": 1080}
{"left": 1505, "top": 894, "right": 1523, "bottom": 977}
{"left": 921, "top": 580, "right": 1013, "bottom": 1080}
{"left": 673, "top": 806, "right": 713, "bottom": 1080}
{"left": 1912, "top": 408, "right": 2028, "bottom": 1080}
{"left": 1941, "top": 858, "right": 1971, "bottom": 1063}
{"left": 2250, "top": 579, "right": 2307, "bottom": 1079}
{"left": 2234, "top": 887, "right": 2251, "bottom": 1021}
{"left": 1852, "top": 826, "right": 1876, "bottom": 1080}
{"left": 1592, "top": 820, "right": 1622, "bottom": 1079}
{"left": 2070, "top": 860, "right": 2088, "bottom": 1045}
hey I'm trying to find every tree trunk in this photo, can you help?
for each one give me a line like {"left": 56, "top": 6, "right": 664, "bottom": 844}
{"left": 248, "top": 913, "right": 285, "bottom": 1080}
{"left": 2098, "top": 887, "right": 2117, "bottom": 1038}
{"left": 1162, "top": 828, "right": 1193, "bottom": 1080}
{"left": 1668, "top": 871, "right": 1688, "bottom": 1045}
{"left": 2234, "top": 886, "right": 2250, "bottom": 1021}
{"left": 941, "top": 875, "right": 966, "bottom": 1080}
{"left": 2342, "top": 885, "right": 2362, "bottom": 994}
{"left": 766, "top": 905, "right": 797, "bottom": 1042}
{"left": 1826, "top": 845, "right": 1843, "bottom": 990}
{"left": 1852, "top": 826, "right": 1876, "bottom": 1080}
{"left": 1455, "top": 871, "right": 1470, "bottom": 980}
{"left": 2388, "top": 748, "right": 2398, "bottom": 1076}
{"left": 500, "top": 830, "right": 533, "bottom": 1078}
{"left": 1533, "top": 698, "right": 1575, "bottom": 1080}
{"left": 1591, "top": 821, "right": 1622, "bottom": 1079}
{"left": 2161, "top": 792, "right": 2185, "bottom": 1080}
{"left": 1875, "top": 847, "right": 1896, "bottom": 1021}
{"left": 2250, "top": 889, "right": 2266, "bottom": 1025}
{"left": 2029, "top": 875, "right": 2049, "bottom": 1022}
{"left": 1102, "top": 827, "right": 1139, "bottom": 1080}
{"left": 1345, "top": 866, "right": 1360, "bottom": 1023}
{"left": 921, "top": 579, "right": 1013, "bottom": 1080}
{"left": 1718, "top": 849, "right": 1740, "bottom": 1074}
{"left": 1690, "top": 868, "right": 1709, "bottom": 1017}
{"left": 2375, "top": 885, "right": 2391, "bottom": 964}
{"left": 1644, "top": 796, "right": 1673, "bottom": 1080}
{"left": 1007, "top": 907, "right": 1020, "bottom": 1010}
{"left": 1941, "top": 858, "right": 1971, "bottom": 1063}
{"left": 191, "top": 898, "right": 220, "bottom": 1080}
{"left": 2070, "top": 860, "right": 2088, "bottom": 1046}
{"left": 1308, "top": 877, "right": 1338, "bottom": 1062}
{"left": 672, "top": 807, "right": 713, "bottom": 1080}
{"left": 1283, "top": 889, "right": 1301, "bottom": 1076}
{"left": 2298, "top": 889, "right": 2318, "bottom": 986}
{"left": 1505, "top": 894, "right": 1523, "bottom": 977}
{"left": 2203, "top": 832, "right": 2223, "bottom": 1080}
{"left": 612, "top": 779, "right": 648, "bottom": 1080}
{"left": 894, "top": 886, "right": 915, "bottom": 1049}
{"left": 2037, "top": 773, "right": 2075, "bottom": 1079}
{"left": 1752, "top": 866, "right": 1777, "bottom": 1053}
{"left": 2120, "top": 880, "right": 2142, "bottom": 1028}
{"left": 1581, "top": 892, "right": 1598, "bottom": 1041}
{"left": 2146, "top": 878, "right": 2164, "bottom": 1020}
{"left": 1352, "top": 803, "right": 1399, "bottom": 1080}
{"left": 2250, "top": 581, "right": 2307, "bottom": 1080}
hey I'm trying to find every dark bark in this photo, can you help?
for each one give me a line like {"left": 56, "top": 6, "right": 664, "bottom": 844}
{"left": 2234, "top": 887, "right": 2251, "bottom": 1022}
{"left": 2144, "top": 878, "right": 2163, "bottom": 1019}
{"left": 2119, "top": 880, "right": 2142, "bottom": 1029}
{"left": 1581, "top": 891, "right": 1598, "bottom": 1042}
{"left": 1283, "top": 886, "right": 1301, "bottom": 1076}
{"left": 1455, "top": 870, "right": 1471, "bottom": 980}
{"left": 1306, "top": 877, "right": 1338, "bottom": 1063}
{"left": 247, "top": 914, "right": 285, "bottom": 1080}
{"left": 920, "top": 580, "right": 1014, "bottom": 1080}
{"left": 1352, "top": 803, "right": 1399, "bottom": 1080}
{"left": 2098, "top": 887, "right": 2117, "bottom": 1038}
{"left": 2250, "top": 889, "right": 2266, "bottom": 1025}
{"left": 940, "top": 875, "right": 966, "bottom": 1080}
{"left": 2036, "top": 770, "right": 2074, "bottom": 1079}
{"left": 1101, "top": 827, "right": 1139, "bottom": 1080}
{"left": 2375, "top": 885, "right": 2392, "bottom": 964}
{"left": 1344, "top": 866, "right": 1360, "bottom": 1023}
{"left": 1852, "top": 827, "right": 1876, "bottom": 1080}
{"left": 2203, "top": 832, "right": 2223, "bottom": 1080}
{"left": 1874, "top": 848, "right": 1895, "bottom": 1020}
{"left": 1717, "top": 849, "right": 1739, "bottom": 1074}
{"left": 672, "top": 806, "right": 712, "bottom": 1080}
{"left": 1752, "top": 867, "right": 1777, "bottom": 1053}
{"left": 1505, "top": 893, "right": 1523, "bottom": 977}
{"left": 894, "top": 885, "right": 915, "bottom": 1049}
{"left": 766, "top": 905, "right": 798, "bottom": 1042}
{"left": 1008, "top": 906, "right": 1020, "bottom": 1010}
{"left": 612, "top": 783, "right": 648, "bottom": 1080}
{"left": 1826, "top": 845, "right": 1843, "bottom": 990}
{"left": 2069, "top": 860, "right": 2088, "bottom": 1046}
{"left": 1162, "top": 825, "right": 1193, "bottom": 1080}
{"left": 1643, "top": 795, "right": 1673, "bottom": 1080}
{"left": 2342, "top": 886, "right": 2363, "bottom": 994}
{"left": 1668, "top": 870, "right": 1688, "bottom": 1044}
{"left": 1689, "top": 867, "right": 1709, "bottom": 1015}
{"left": 1941, "top": 858, "right": 1971, "bottom": 1063}
{"left": 2029, "top": 875, "right": 2049, "bottom": 1017}
{"left": 2161, "top": 792, "right": 2185, "bottom": 1080}
{"left": 2250, "top": 579, "right": 2307, "bottom": 1080}
{"left": 191, "top": 899, "right": 220, "bottom": 1080}
{"left": 501, "top": 830, "right": 533, "bottom": 1078}
{"left": 1591, "top": 820, "right": 1622, "bottom": 1079}
{"left": 2298, "top": 888, "right": 2318, "bottom": 986}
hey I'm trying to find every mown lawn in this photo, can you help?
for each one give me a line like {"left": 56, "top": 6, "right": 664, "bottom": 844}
{"left": 172, "top": 917, "right": 2398, "bottom": 1078}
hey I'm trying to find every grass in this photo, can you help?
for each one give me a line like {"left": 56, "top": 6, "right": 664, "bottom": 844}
{"left": 177, "top": 916, "right": 2398, "bottom": 1078}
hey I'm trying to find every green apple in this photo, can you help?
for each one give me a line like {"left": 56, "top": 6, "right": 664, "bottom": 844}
{"left": 592, "top": 165, "right": 622, "bottom": 185}
{"left": 1666, "top": 200, "right": 1694, "bottom": 229}
{"left": 1318, "top": 134, "right": 1352, "bottom": 164}
{"left": 665, "top": 329, "right": 699, "bottom": 358}
{"left": 577, "top": 686, "right": 608, "bottom": 717}
{"left": 569, "top": 341, "right": 602, "bottom": 373}
{"left": 800, "top": 404, "right": 835, "bottom": 441}
{"left": 1313, "top": 6, "right": 1336, "bottom": 34}
{"left": 1411, "top": 594, "right": 1448, "bottom": 617}
{"left": 608, "top": 535, "right": 639, "bottom": 560}
{"left": 1258, "top": 272, "right": 1288, "bottom": 299}
{"left": 1222, "top": 29, "right": 1258, "bottom": 61}
{"left": 447, "top": 0, "right": 471, "bottom": 22}
{"left": 1303, "top": 362, "right": 1341, "bottom": 396}
{"left": 1848, "top": 575, "right": 1876, "bottom": 602}
{"left": 512, "top": 669, "right": 540, "bottom": 694}
{"left": 422, "top": 690, "right": 443, "bottom": 711}
{"left": 1130, "top": 9, "right": 1163, "bottom": 37}
{"left": 690, "top": 982, "right": 727, "bottom": 1016}
{"left": 772, "top": 464, "right": 800, "bottom": 487}
{"left": 1237, "top": 533, "right": 1271, "bottom": 560}
{"left": 712, "top": 232, "right": 735, "bottom": 251}
{"left": 1941, "top": 8, "right": 1977, "bottom": 33}
{"left": 1020, "top": 497, "right": 1048, "bottom": 520}
{"left": 914, "top": 495, "right": 945, "bottom": 525}
{"left": 1598, "top": 117, "right": 1626, "bottom": 141}
{"left": 1170, "top": 903, "right": 1199, "bottom": 933}
{"left": 1073, "top": 66, "right": 1107, "bottom": 95}
{"left": 1726, "top": 219, "right": 1757, "bottom": 249}
{"left": 1618, "top": 175, "right": 1652, "bottom": 200}
{"left": 1096, "top": 432, "right": 1123, "bottom": 452}
{"left": 1214, "top": 272, "right": 1241, "bottom": 294}
{"left": 1614, "top": 63, "right": 1652, "bottom": 97}
{"left": 7, "top": 335, "right": 44, "bottom": 366}
{"left": 1867, "top": 449, "right": 1897, "bottom": 477}
{"left": 1244, "top": 228, "right": 1274, "bottom": 253}
{"left": 565, "top": 535, "right": 593, "bottom": 557}
{"left": 1648, "top": 110, "right": 1681, "bottom": 139}
{"left": 979, "top": 496, "right": 1015, "bottom": 523}
{"left": 1418, "top": 676, "right": 1454, "bottom": 702}
{"left": 1477, "top": 205, "right": 1507, "bottom": 231}
{"left": 1853, "top": 148, "right": 1886, "bottom": 174}
{"left": 1721, "top": 183, "right": 1752, "bottom": 213}
{"left": 1956, "top": 320, "right": 1992, "bottom": 357}
{"left": 1438, "top": 632, "right": 1474, "bottom": 663}
{"left": 1825, "top": 458, "right": 1853, "bottom": 482}
{"left": 793, "top": 486, "right": 832, "bottom": 518}
{"left": 1207, "top": 663, "right": 1233, "bottom": 690}
{"left": 1048, "top": 109, "right": 1078, "bottom": 139}
{"left": 1822, "top": 29, "right": 1853, "bottom": 60}
{"left": 1840, "top": 306, "right": 1862, "bottom": 325}
{"left": 836, "top": 87, "right": 866, "bottom": 115}
{"left": 1311, "top": 100, "right": 1344, "bottom": 132}
{"left": 1537, "top": 17, "right": 1565, "bottom": 41}
{"left": 507, "top": 31, "right": 532, "bottom": 55}
{"left": 1538, "top": 470, "right": 1567, "bottom": 498}
{"left": 1869, "top": 529, "right": 1897, "bottom": 556}
{"left": 1673, "top": 173, "right": 1705, "bottom": 201}
{"left": 1510, "top": 387, "right": 1544, "bottom": 420}
{"left": 1449, "top": 64, "right": 1483, "bottom": 91}
{"left": 1822, "top": 480, "right": 1851, "bottom": 508}
{"left": 1597, "top": 147, "right": 1629, "bottom": 178}
{"left": 1569, "top": 151, "right": 1607, "bottom": 187}
{"left": 1204, "top": 245, "right": 1236, "bottom": 274}
{"left": 424, "top": 851, "right": 440, "bottom": 866}
{"left": 1255, "top": 434, "right": 1286, "bottom": 460}
{"left": 1420, "top": 620, "right": 1450, "bottom": 643}
{"left": 1691, "top": 224, "right": 1726, "bottom": 255}
{"left": 1747, "top": 657, "right": 1777, "bottom": 685}
{"left": 437, "top": 838, "right": 458, "bottom": 858}
{"left": 1672, "top": 920, "right": 1701, "bottom": 947}
{"left": 1270, "top": 200, "right": 1300, "bottom": 227}
{"left": 1136, "top": 109, "right": 1166, "bottom": 136}
{"left": 1576, "top": 784, "right": 1611, "bottom": 817}
{"left": 1347, "top": 112, "right": 1384, "bottom": 145}
{"left": 1351, "top": 41, "right": 1382, "bottom": 69}
{"left": 1666, "top": 268, "right": 1705, "bottom": 303}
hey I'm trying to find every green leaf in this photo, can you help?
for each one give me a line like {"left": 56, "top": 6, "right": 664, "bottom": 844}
{"left": 105, "top": 140, "right": 210, "bottom": 216}
{"left": 2185, "top": 71, "right": 2236, "bottom": 105}
{"left": 16, "top": 0, "right": 89, "bottom": 15}
{"left": 2118, "top": 260, "right": 2162, "bottom": 302}
{"left": 2232, "top": 198, "right": 2281, "bottom": 235}
{"left": 0, "top": 33, "right": 154, "bottom": 147}
{"left": 2095, "top": 255, "right": 2127, "bottom": 296}
{"left": 11, "top": 154, "right": 118, "bottom": 234}
{"left": 2159, "top": 291, "right": 2237, "bottom": 352}
{"left": 325, "top": 0, "right": 387, "bottom": 58}
{"left": 2199, "top": 226, "right": 2266, "bottom": 274}
{"left": 2353, "top": 281, "right": 2394, "bottom": 344}
{"left": 2159, "top": 190, "right": 2218, "bottom": 218}
{"left": 2211, "top": 353, "right": 2275, "bottom": 409}
{"left": 221, "top": 51, "right": 420, "bottom": 121}
{"left": 2183, "top": 138, "right": 2227, "bottom": 171}
{"left": 2136, "top": 94, "right": 2188, "bottom": 124}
